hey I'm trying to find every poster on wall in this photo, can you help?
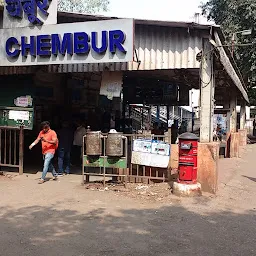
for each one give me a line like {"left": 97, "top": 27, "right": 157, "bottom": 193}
{"left": 100, "top": 72, "right": 123, "bottom": 100}
{"left": 213, "top": 114, "right": 227, "bottom": 134}
{"left": 131, "top": 139, "right": 170, "bottom": 168}
{"left": 133, "top": 139, "right": 152, "bottom": 153}
{"left": 151, "top": 141, "right": 170, "bottom": 156}
{"left": 9, "top": 110, "right": 30, "bottom": 121}
{"left": 14, "top": 96, "right": 33, "bottom": 107}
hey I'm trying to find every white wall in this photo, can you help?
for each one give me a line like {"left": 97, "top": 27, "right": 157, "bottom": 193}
{"left": 182, "top": 89, "right": 200, "bottom": 111}
{"left": 0, "top": 9, "right": 3, "bottom": 29}
{"left": 190, "top": 89, "right": 200, "bottom": 108}
{"left": 236, "top": 106, "right": 251, "bottom": 120}
{"left": 182, "top": 89, "right": 200, "bottom": 118}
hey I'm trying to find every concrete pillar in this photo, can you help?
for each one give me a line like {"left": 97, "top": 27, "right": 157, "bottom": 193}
{"left": 230, "top": 91, "right": 237, "bottom": 133}
{"left": 167, "top": 106, "right": 170, "bottom": 120}
{"left": 156, "top": 105, "right": 160, "bottom": 123}
{"left": 148, "top": 108, "right": 152, "bottom": 130}
{"left": 200, "top": 39, "right": 215, "bottom": 142}
{"left": 240, "top": 100, "right": 246, "bottom": 130}
{"left": 224, "top": 102, "right": 231, "bottom": 133}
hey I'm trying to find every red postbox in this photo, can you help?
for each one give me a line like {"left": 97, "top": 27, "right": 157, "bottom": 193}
{"left": 178, "top": 132, "right": 199, "bottom": 184}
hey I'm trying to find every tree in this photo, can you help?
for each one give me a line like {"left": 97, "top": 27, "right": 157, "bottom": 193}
{"left": 201, "top": 0, "right": 256, "bottom": 103}
{"left": 58, "top": 0, "right": 109, "bottom": 13}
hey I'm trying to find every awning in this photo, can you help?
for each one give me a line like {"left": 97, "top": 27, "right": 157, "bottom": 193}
{"left": 214, "top": 31, "right": 249, "bottom": 103}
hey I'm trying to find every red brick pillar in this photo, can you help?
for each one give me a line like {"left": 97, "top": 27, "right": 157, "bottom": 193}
{"left": 197, "top": 142, "right": 219, "bottom": 194}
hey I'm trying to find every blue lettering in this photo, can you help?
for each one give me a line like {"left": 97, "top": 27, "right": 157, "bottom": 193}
{"left": 37, "top": 34, "right": 51, "bottom": 56}
{"left": 52, "top": 33, "right": 73, "bottom": 55}
{"left": 5, "top": 30, "right": 128, "bottom": 59}
{"left": 109, "top": 30, "right": 126, "bottom": 53}
{"left": 91, "top": 31, "right": 108, "bottom": 54}
{"left": 36, "top": 0, "right": 51, "bottom": 16}
{"left": 74, "top": 32, "right": 90, "bottom": 54}
{"left": 5, "top": 0, "right": 22, "bottom": 18}
{"left": 6, "top": 0, "right": 52, "bottom": 25}
{"left": 22, "top": 0, "right": 42, "bottom": 25}
{"left": 21, "top": 36, "right": 36, "bottom": 57}
{"left": 5, "top": 37, "right": 20, "bottom": 57}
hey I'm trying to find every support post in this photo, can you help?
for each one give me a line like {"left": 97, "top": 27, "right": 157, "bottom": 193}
{"left": 240, "top": 100, "right": 246, "bottom": 130}
{"left": 156, "top": 105, "right": 160, "bottom": 123}
{"left": 19, "top": 126, "right": 24, "bottom": 175}
{"left": 148, "top": 107, "right": 152, "bottom": 130}
{"left": 167, "top": 106, "right": 170, "bottom": 121}
{"left": 230, "top": 91, "right": 237, "bottom": 133}
{"left": 167, "top": 106, "right": 171, "bottom": 144}
{"left": 192, "top": 108, "right": 194, "bottom": 133}
{"left": 224, "top": 102, "right": 231, "bottom": 133}
{"left": 200, "top": 39, "right": 215, "bottom": 142}
{"left": 141, "top": 106, "right": 144, "bottom": 130}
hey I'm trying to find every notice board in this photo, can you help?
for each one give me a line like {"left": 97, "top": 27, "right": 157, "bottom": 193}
{"left": 131, "top": 139, "right": 170, "bottom": 168}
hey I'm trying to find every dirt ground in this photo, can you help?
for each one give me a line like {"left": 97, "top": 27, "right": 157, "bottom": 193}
{"left": 0, "top": 145, "right": 256, "bottom": 256}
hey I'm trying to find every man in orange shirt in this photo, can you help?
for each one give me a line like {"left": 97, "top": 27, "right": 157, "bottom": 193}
{"left": 29, "top": 121, "right": 58, "bottom": 184}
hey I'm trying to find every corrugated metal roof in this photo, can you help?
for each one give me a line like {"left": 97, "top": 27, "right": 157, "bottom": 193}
{"left": 131, "top": 24, "right": 202, "bottom": 70}
{"left": 0, "top": 11, "right": 248, "bottom": 102}
{"left": 50, "top": 12, "right": 209, "bottom": 73}
{"left": 48, "top": 24, "right": 203, "bottom": 73}
{"left": 57, "top": 11, "right": 214, "bottom": 30}
{"left": 0, "top": 10, "right": 206, "bottom": 74}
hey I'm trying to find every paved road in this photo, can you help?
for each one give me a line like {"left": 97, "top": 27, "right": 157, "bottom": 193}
{"left": 0, "top": 145, "right": 256, "bottom": 256}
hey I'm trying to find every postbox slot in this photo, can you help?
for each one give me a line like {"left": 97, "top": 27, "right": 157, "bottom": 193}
{"left": 179, "top": 162, "right": 194, "bottom": 166}
{"left": 180, "top": 143, "right": 192, "bottom": 150}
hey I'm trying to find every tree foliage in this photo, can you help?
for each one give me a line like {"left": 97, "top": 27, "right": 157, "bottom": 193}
{"left": 58, "top": 0, "right": 109, "bottom": 13}
{"left": 202, "top": 0, "right": 256, "bottom": 103}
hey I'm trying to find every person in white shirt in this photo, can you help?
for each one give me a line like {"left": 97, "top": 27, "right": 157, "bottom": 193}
{"left": 73, "top": 120, "right": 87, "bottom": 165}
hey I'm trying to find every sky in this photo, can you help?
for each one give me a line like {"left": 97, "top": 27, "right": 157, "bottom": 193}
{"left": 100, "top": 0, "right": 208, "bottom": 23}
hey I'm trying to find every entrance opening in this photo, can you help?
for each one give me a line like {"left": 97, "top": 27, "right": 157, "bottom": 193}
{"left": 0, "top": 72, "right": 108, "bottom": 174}
{"left": 0, "top": 69, "right": 193, "bottom": 180}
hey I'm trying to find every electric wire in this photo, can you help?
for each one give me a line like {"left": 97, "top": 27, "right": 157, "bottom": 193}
{"left": 199, "top": 41, "right": 256, "bottom": 87}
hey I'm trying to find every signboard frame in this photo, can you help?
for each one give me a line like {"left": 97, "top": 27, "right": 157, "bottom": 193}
{"left": 131, "top": 139, "right": 171, "bottom": 168}
{"left": 0, "top": 19, "right": 134, "bottom": 67}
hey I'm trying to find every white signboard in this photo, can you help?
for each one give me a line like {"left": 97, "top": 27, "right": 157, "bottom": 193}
{"left": 14, "top": 95, "right": 33, "bottom": 107}
{"left": 151, "top": 141, "right": 170, "bottom": 156}
{"left": 100, "top": 71, "right": 123, "bottom": 100}
{"left": 150, "top": 155, "right": 170, "bottom": 168}
{"left": 168, "top": 119, "right": 174, "bottom": 128}
{"left": 0, "top": 19, "right": 134, "bottom": 66}
{"left": 131, "top": 152, "right": 151, "bottom": 167}
{"left": 9, "top": 110, "right": 30, "bottom": 121}
{"left": 131, "top": 152, "right": 170, "bottom": 168}
{"left": 131, "top": 139, "right": 171, "bottom": 168}
{"left": 133, "top": 139, "right": 152, "bottom": 153}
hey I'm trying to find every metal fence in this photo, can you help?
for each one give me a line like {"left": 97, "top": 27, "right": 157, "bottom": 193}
{"left": 82, "top": 133, "right": 170, "bottom": 186}
{"left": 126, "top": 134, "right": 169, "bottom": 184}
{"left": 0, "top": 126, "right": 24, "bottom": 174}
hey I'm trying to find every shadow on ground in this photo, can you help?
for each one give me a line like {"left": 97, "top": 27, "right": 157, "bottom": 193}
{"left": 0, "top": 203, "right": 255, "bottom": 256}
{"left": 242, "top": 175, "right": 256, "bottom": 183}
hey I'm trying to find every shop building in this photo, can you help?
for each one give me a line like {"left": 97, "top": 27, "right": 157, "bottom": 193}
{"left": 0, "top": 3, "right": 249, "bottom": 177}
